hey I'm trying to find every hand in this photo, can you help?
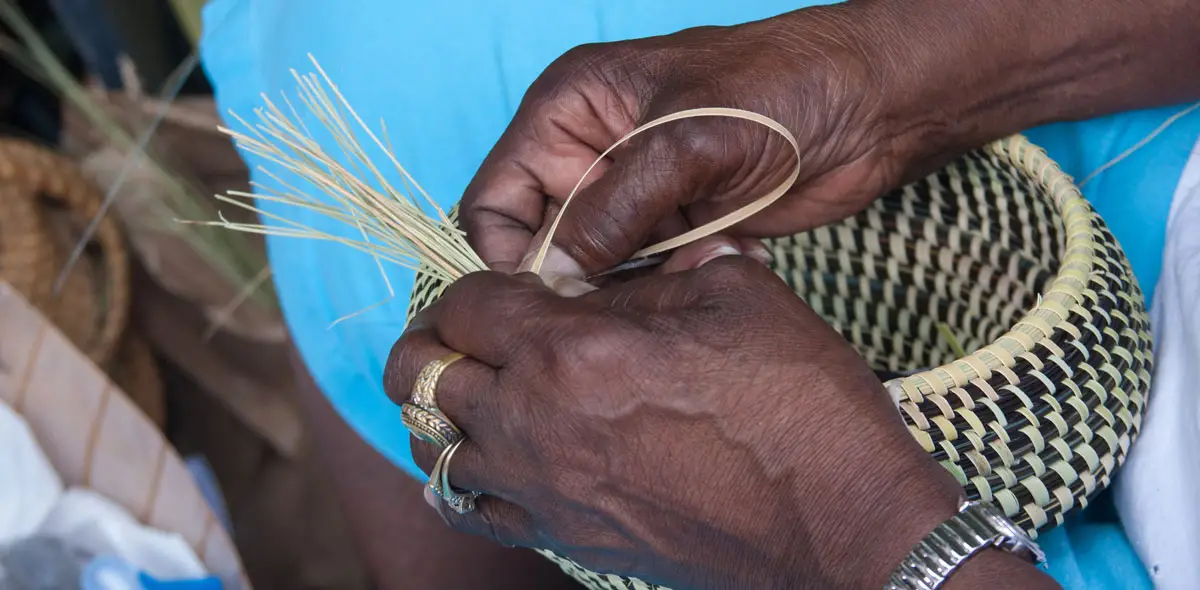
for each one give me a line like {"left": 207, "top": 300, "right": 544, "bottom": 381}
{"left": 461, "top": 3, "right": 927, "bottom": 278}
{"left": 385, "top": 256, "right": 966, "bottom": 589}
{"left": 461, "top": 0, "right": 1200, "bottom": 281}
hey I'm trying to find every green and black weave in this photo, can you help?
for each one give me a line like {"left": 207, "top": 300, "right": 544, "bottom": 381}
{"left": 407, "top": 135, "right": 1152, "bottom": 590}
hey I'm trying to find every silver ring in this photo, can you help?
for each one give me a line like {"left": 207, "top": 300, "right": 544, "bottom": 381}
{"left": 428, "top": 440, "right": 480, "bottom": 515}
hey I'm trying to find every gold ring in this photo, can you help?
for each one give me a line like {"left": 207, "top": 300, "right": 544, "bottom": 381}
{"left": 401, "top": 402, "right": 463, "bottom": 450}
{"left": 411, "top": 352, "right": 466, "bottom": 411}
{"left": 428, "top": 439, "right": 480, "bottom": 515}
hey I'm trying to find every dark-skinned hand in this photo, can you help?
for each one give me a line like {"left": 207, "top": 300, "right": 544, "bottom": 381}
{"left": 386, "top": 255, "right": 968, "bottom": 589}
{"left": 382, "top": 0, "right": 1200, "bottom": 585}
{"left": 461, "top": 4, "right": 913, "bottom": 278}
{"left": 461, "top": 0, "right": 1200, "bottom": 281}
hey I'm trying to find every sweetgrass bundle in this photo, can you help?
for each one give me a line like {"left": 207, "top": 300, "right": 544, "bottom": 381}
{"left": 210, "top": 58, "right": 1151, "bottom": 590}
{"left": 203, "top": 58, "right": 485, "bottom": 288}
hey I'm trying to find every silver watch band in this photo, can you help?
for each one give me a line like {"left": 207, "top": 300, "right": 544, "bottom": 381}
{"left": 885, "top": 500, "right": 1046, "bottom": 590}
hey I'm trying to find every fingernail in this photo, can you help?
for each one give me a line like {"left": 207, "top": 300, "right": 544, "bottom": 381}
{"left": 424, "top": 486, "right": 438, "bottom": 509}
{"left": 746, "top": 241, "right": 772, "bottom": 266}
{"left": 519, "top": 245, "right": 585, "bottom": 279}
{"left": 698, "top": 244, "right": 742, "bottom": 267}
{"left": 548, "top": 275, "right": 598, "bottom": 297}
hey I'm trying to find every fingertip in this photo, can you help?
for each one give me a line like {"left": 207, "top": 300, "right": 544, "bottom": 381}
{"left": 519, "top": 245, "right": 586, "bottom": 279}
{"left": 511, "top": 268, "right": 597, "bottom": 298}
{"left": 738, "top": 238, "right": 773, "bottom": 266}
{"left": 547, "top": 275, "right": 598, "bottom": 297}
{"left": 659, "top": 235, "right": 744, "bottom": 273}
{"left": 698, "top": 244, "right": 742, "bottom": 267}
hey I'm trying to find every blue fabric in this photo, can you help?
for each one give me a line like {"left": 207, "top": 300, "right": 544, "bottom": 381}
{"left": 1026, "top": 110, "right": 1200, "bottom": 305}
{"left": 198, "top": 1, "right": 1199, "bottom": 587}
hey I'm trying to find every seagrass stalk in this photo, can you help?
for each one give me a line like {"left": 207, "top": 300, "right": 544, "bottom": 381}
{"left": 200, "top": 56, "right": 486, "bottom": 289}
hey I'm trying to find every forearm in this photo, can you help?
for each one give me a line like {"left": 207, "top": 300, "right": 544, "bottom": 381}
{"left": 825, "top": 0, "right": 1199, "bottom": 164}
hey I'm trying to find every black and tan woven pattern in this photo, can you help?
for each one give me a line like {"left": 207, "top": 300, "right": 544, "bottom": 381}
{"left": 406, "top": 135, "right": 1152, "bottom": 590}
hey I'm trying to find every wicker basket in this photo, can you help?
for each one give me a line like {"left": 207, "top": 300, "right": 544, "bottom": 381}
{"left": 109, "top": 333, "right": 167, "bottom": 429}
{"left": 0, "top": 138, "right": 167, "bottom": 428}
{"left": 0, "top": 281, "right": 249, "bottom": 588}
{"left": 408, "top": 135, "right": 1152, "bottom": 590}
{"left": 0, "top": 138, "right": 130, "bottom": 367}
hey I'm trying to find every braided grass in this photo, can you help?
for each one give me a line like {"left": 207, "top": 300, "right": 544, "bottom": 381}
{"left": 407, "top": 135, "right": 1152, "bottom": 590}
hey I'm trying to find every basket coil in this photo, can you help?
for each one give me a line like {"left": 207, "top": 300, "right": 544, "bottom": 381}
{"left": 0, "top": 138, "right": 130, "bottom": 366}
{"left": 406, "top": 135, "right": 1152, "bottom": 590}
{"left": 0, "top": 138, "right": 162, "bottom": 428}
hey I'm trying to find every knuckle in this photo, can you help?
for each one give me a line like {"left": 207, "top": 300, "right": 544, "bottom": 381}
{"left": 556, "top": 43, "right": 604, "bottom": 68}
{"left": 562, "top": 196, "right": 642, "bottom": 270}
{"left": 438, "top": 271, "right": 492, "bottom": 308}
{"left": 440, "top": 271, "right": 532, "bottom": 320}
{"left": 654, "top": 115, "right": 738, "bottom": 169}
{"left": 676, "top": 131, "right": 730, "bottom": 169}
{"left": 552, "top": 43, "right": 614, "bottom": 81}
{"left": 529, "top": 43, "right": 610, "bottom": 103}
{"left": 383, "top": 335, "right": 422, "bottom": 404}
{"left": 546, "top": 320, "right": 634, "bottom": 382}
{"left": 645, "top": 92, "right": 783, "bottom": 182}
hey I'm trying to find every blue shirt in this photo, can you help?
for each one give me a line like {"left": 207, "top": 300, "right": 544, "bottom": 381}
{"left": 198, "top": 1, "right": 1200, "bottom": 586}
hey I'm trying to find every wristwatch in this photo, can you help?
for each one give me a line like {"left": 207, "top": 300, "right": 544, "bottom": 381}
{"left": 885, "top": 499, "right": 1046, "bottom": 590}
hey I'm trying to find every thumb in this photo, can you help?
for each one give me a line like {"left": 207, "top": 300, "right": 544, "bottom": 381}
{"left": 521, "top": 115, "right": 748, "bottom": 278}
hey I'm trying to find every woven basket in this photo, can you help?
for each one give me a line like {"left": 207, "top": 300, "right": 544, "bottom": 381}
{"left": 0, "top": 138, "right": 131, "bottom": 367}
{"left": 109, "top": 333, "right": 167, "bottom": 429}
{"left": 407, "top": 135, "right": 1152, "bottom": 590}
{"left": 0, "top": 282, "right": 249, "bottom": 588}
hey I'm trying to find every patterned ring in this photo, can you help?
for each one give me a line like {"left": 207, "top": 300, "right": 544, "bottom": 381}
{"left": 428, "top": 439, "right": 481, "bottom": 514}
{"left": 400, "top": 402, "right": 463, "bottom": 450}
{"left": 411, "top": 352, "right": 466, "bottom": 411}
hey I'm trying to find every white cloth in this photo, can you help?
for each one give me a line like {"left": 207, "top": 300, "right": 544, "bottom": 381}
{"left": 37, "top": 487, "right": 207, "bottom": 580}
{"left": 1114, "top": 136, "right": 1200, "bottom": 588}
{"left": 0, "top": 401, "right": 63, "bottom": 546}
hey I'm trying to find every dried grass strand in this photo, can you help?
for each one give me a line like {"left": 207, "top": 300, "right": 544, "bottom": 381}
{"left": 205, "top": 55, "right": 1189, "bottom": 331}
{"left": 206, "top": 55, "right": 485, "bottom": 287}
{"left": 209, "top": 58, "right": 809, "bottom": 296}
{"left": 530, "top": 108, "right": 802, "bottom": 274}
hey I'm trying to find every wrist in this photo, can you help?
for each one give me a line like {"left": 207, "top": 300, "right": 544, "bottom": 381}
{"left": 842, "top": 0, "right": 1076, "bottom": 175}
{"left": 821, "top": 453, "right": 963, "bottom": 588}
{"left": 742, "top": 1, "right": 1037, "bottom": 184}
{"left": 944, "top": 548, "right": 1060, "bottom": 590}
{"left": 833, "top": 0, "right": 1188, "bottom": 178}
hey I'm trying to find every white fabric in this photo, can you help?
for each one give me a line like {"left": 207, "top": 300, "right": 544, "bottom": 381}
{"left": 0, "top": 401, "right": 63, "bottom": 546}
{"left": 37, "top": 488, "right": 207, "bottom": 580}
{"left": 1115, "top": 137, "right": 1200, "bottom": 589}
